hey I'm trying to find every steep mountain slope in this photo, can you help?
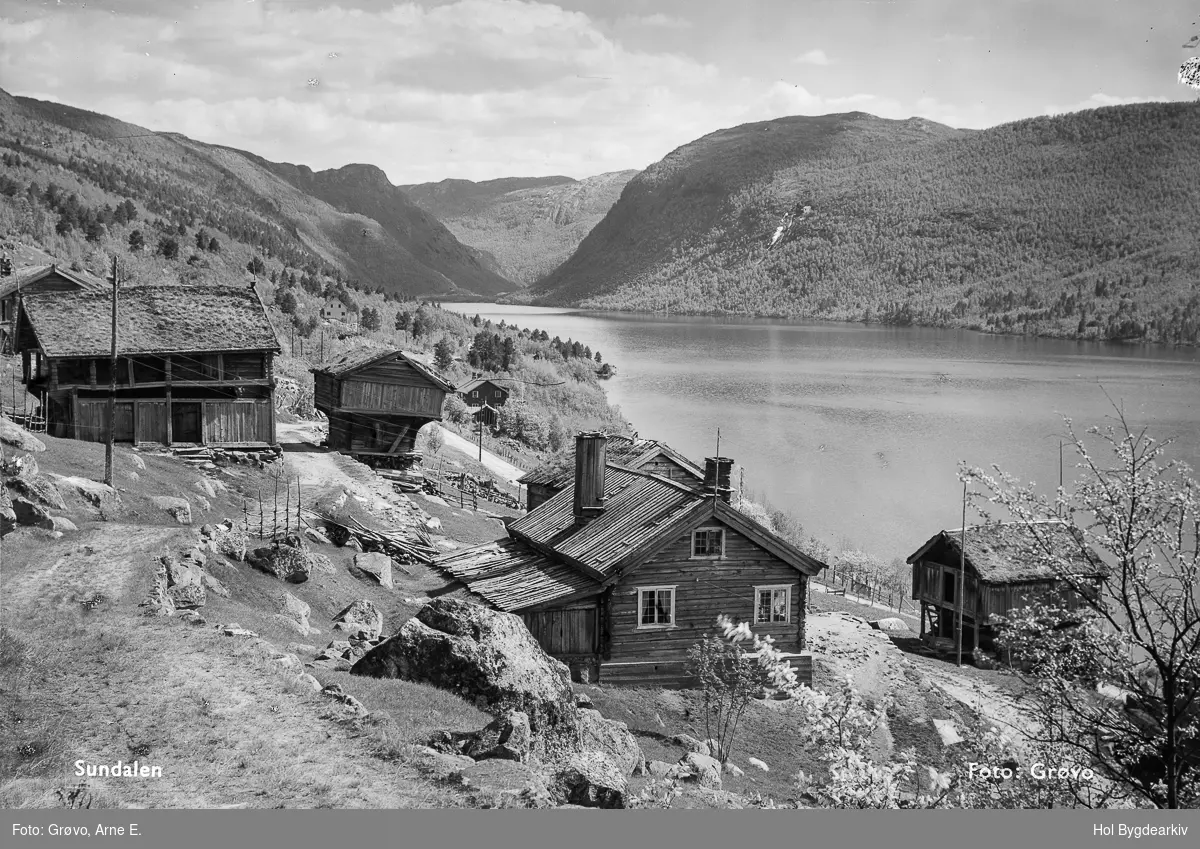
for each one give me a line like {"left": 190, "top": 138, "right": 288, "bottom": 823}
{"left": 404, "top": 171, "right": 638, "bottom": 285}
{"left": 535, "top": 106, "right": 1200, "bottom": 344}
{"left": 0, "top": 89, "right": 515, "bottom": 298}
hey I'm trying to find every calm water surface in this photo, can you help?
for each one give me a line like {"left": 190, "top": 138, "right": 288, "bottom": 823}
{"left": 449, "top": 304, "right": 1200, "bottom": 562}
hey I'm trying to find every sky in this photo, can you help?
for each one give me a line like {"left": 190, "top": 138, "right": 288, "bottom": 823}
{"left": 0, "top": 0, "right": 1196, "bottom": 184}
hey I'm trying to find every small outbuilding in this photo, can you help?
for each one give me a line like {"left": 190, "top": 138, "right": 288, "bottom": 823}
{"left": 907, "top": 522, "right": 1106, "bottom": 655}
{"left": 312, "top": 347, "right": 455, "bottom": 468}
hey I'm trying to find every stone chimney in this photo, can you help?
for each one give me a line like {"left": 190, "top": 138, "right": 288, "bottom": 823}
{"left": 573, "top": 431, "right": 608, "bottom": 525}
{"left": 704, "top": 457, "right": 734, "bottom": 503}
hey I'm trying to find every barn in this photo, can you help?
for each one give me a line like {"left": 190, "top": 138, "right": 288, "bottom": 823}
{"left": 517, "top": 434, "right": 705, "bottom": 512}
{"left": 312, "top": 347, "right": 455, "bottom": 468}
{"left": 436, "top": 431, "right": 826, "bottom": 687}
{"left": 907, "top": 522, "right": 1106, "bottom": 656}
{"left": 1, "top": 263, "right": 106, "bottom": 354}
{"left": 12, "top": 282, "right": 281, "bottom": 447}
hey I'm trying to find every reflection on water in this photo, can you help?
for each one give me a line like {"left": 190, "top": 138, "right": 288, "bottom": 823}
{"left": 448, "top": 303, "right": 1200, "bottom": 560}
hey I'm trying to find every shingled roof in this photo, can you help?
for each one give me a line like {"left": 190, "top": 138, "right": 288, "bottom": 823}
{"left": 436, "top": 538, "right": 600, "bottom": 611}
{"left": 19, "top": 284, "right": 281, "bottom": 358}
{"left": 906, "top": 521, "right": 1107, "bottom": 584}
{"left": 457, "top": 377, "right": 508, "bottom": 394}
{"left": 518, "top": 435, "right": 703, "bottom": 488}
{"left": 313, "top": 346, "right": 455, "bottom": 392}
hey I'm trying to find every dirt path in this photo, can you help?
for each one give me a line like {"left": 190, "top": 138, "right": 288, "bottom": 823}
{"left": 431, "top": 425, "right": 525, "bottom": 484}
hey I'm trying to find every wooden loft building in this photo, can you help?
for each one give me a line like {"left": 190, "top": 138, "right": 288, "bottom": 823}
{"left": 517, "top": 434, "right": 705, "bottom": 512}
{"left": 907, "top": 522, "right": 1105, "bottom": 656}
{"left": 436, "top": 432, "right": 827, "bottom": 687}
{"left": 0, "top": 263, "right": 106, "bottom": 354}
{"left": 312, "top": 347, "right": 455, "bottom": 468}
{"left": 13, "top": 283, "right": 282, "bottom": 448}
{"left": 457, "top": 377, "right": 510, "bottom": 428}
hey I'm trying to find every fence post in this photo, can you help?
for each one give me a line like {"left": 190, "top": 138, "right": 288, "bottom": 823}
{"left": 258, "top": 487, "right": 264, "bottom": 539}
{"left": 273, "top": 472, "right": 281, "bottom": 541}
{"left": 284, "top": 477, "right": 291, "bottom": 537}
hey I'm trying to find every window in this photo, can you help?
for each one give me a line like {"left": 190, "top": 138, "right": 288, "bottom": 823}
{"left": 755, "top": 585, "right": 791, "bottom": 624}
{"left": 637, "top": 586, "right": 675, "bottom": 628}
{"left": 691, "top": 527, "right": 725, "bottom": 558}
{"left": 471, "top": 390, "right": 479, "bottom": 398}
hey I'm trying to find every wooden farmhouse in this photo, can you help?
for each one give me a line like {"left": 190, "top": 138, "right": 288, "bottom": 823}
{"left": 436, "top": 432, "right": 827, "bottom": 687}
{"left": 1, "top": 264, "right": 106, "bottom": 354}
{"left": 907, "top": 522, "right": 1105, "bottom": 656}
{"left": 518, "top": 434, "right": 705, "bottom": 512}
{"left": 457, "top": 378, "right": 510, "bottom": 428}
{"left": 13, "top": 283, "right": 281, "bottom": 447}
{"left": 312, "top": 347, "right": 455, "bottom": 468}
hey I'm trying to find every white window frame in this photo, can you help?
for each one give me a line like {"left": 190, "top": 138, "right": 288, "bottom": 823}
{"left": 636, "top": 585, "right": 677, "bottom": 629}
{"left": 754, "top": 584, "right": 792, "bottom": 624}
{"left": 471, "top": 390, "right": 479, "bottom": 398}
{"left": 690, "top": 526, "right": 726, "bottom": 559}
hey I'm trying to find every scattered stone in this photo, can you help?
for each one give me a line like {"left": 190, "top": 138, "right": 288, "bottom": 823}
{"left": 152, "top": 496, "right": 193, "bottom": 525}
{"left": 465, "top": 709, "right": 533, "bottom": 762}
{"left": 47, "top": 516, "right": 77, "bottom": 533}
{"left": 222, "top": 625, "right": 259, "bottom": 638}
{"left": 201, "top": 572, "right": 230, "bottom": 598}
{"left": 451, "top": 759, "right": 551, "bottom": 808}
{"left": 248, "top": 534, "right": 314, "bottom": 583}
{"left": 0, "top": 506, "right": 16, "bottom": 538}
{"left": 932, "top": 719, "right": 964, "bottom": 746}
{"left": 167, "top": 582, "right": 206, "bottom": 610}
{"left": 139, "top": 559, "right": 175, "bottom": 617}
{"left": 331, "top": 599, "right": 384, "bottom": 640}
{"left": 293, "top": 673, "right": 323, "bottom": 692}
{"left": 6, "top": 476, "right": 65, "bottom": 510}
{"left": 177, "top": 610, "right": 207, "bottom": 626}
{"left": 46, "top": 475, "right": 120, "bottom": 511}
{"left": 551, "top": 751, "right": 627, "bottom": 809}
{"left": 304, "top": 527, "right": 332, "bottom": 546}
{"left": 747, "top": 757, "right": 770, "bottom": 772}
{"left": 724, "top": 762, "right": 745, "bottom": 777}
{"left": 412, "top": 747, "right": 475, "bottom": 780}
{"left": 349, "top": 552, "right": 394, "bottom": 589}
{"left": 194, "top": 494, "right": 212, "bottom": 513}
{"left": 0, "top": 419, "right": 46, "bottom": 453}
{"left": 646, "top": 760, "right": 676, "bottom": 778}
{"left": 678, "top": 753, "right": 723, "bottom": 789}
{"left": 270, "top": 653, "right": 303, "bottom": 673}
{"left": 286, "top": 643, "right": 318, "bottom": 655}
{"left": 194, "top": 479, "right": 217, "bottom": 499}
{"left": 423, "top": 517, "right": 442, "bottom": 532}
{"left": 129, "top": 454, "right": 146, "bottom": 470}
{"left": 871, "top": 617, "right": 910, "bottom": 633}
{"left": 574, "top": 693, "right": 593, "bottom": 708}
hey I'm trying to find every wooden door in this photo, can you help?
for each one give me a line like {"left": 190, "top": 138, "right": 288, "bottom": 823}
{"left": 171, "top": 402, "right": 202, "bottom": 443}
{"left": 522, "top": 606, "right": 598, "bottom": 657}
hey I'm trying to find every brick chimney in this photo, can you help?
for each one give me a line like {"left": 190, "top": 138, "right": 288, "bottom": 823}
{"left": 573, "top": 431, "right": 608, "bottom": 525}
{"left": 704, "top": 457, "right": 734, "bottom": 503}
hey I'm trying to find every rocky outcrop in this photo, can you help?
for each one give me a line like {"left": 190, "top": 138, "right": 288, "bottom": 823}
{"left": 352, "top": 598, "right": 646, "bottom": 807}
{"left": 0, "top": 506, "right": 16, "bottom": 537}
{"left": 10, "top": 496, "right": 52, "bottom": 528}
{"left": 274, "top": 591, "right": 314, "bottom": 635}
{"left": 6, "top": 476, "right": 65, "bottom": 510}
{"left": 352, "top": 598, "right": 580, "bottom": 757}
{"left": 46, "top": 475, "right": 120, "bottom": 512}
{"left": 248, "top": 534, "right": 317, "bottom": 583}
{"left": 162, "top": 553, "right": 206, "bottom": 610}
{"left": 332, "top": 600, "right": 384, "bottom": 640}
{"left": 677, "top": 753, "right": 723, "bottom": 788}
{"left": 349, "top": 552, "right": 393, "bottom": 589}
{"left": 138, "top": 558, "right": 175, "bottom": 617}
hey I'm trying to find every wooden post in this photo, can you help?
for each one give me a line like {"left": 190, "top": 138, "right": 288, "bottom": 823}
{"left": 957, "top": 480, "right": 967, "bottom": 667}
{"left": 104, "top": 256, "right": 118, "bottom": 486}
{"left": 71, "top": 388, "right": 79, "bottom": 440}
{"left": 258, "top": 486, "right": 264, "bottom": 539}
{"left": 284, "top": 477, "right": 291, "bottom": 536}
{"left": 88, "top": 359, "right": 96, "bottom": 388}
{"left": 273, "top": 472, "right": 280, "bottom": 540}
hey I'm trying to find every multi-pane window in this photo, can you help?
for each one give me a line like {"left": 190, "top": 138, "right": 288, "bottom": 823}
{"left": 691, "top": 527, "right": 724, "bottom": 558}
{"left": 755, "top": 585, "right": 791, "bottom": 624}
{"left": 638, "top": 586, "right": 675, "bottom": 628}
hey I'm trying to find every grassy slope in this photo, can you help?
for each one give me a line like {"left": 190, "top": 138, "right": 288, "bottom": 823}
{"left": 535, "top": 105, "right": 1200, "bottom": 344}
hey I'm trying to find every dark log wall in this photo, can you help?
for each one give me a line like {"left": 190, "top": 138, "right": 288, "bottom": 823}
{"left": 608, "top": 521, "right": 804, "bottom": 662}
{"left": 313, "top": 372, "right": 338, "bottom": 411}
{"left": 337, "top": 357, "right": 446, "bottom": 417}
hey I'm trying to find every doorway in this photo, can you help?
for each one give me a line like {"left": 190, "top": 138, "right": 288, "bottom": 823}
{"left": 171, "top": 402, "right": 202, "bottom": 444}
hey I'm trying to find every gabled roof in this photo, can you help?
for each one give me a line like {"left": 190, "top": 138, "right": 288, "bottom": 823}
{"left": 0, "top": 263, "right": 107, "bottom": 300}
{"left": 18, "top": 283, "right": 281, "bottom": 357}
{"left": 906, "top": 521, "right": 1107, "bottom": 584}
{"left": 312, "top": 346, "right": 455, "bottom": 392}
{"left": 518, "top": 435, "right": 704, "bottom": 488}
{"left": 458, "top": 377, "right": 509, "bottom": 394}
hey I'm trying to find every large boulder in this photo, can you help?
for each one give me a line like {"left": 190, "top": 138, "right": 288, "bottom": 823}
{"left": 0, "top": 506, "right": 16, "bottom": 538}
{"left": 248, "top": 534, "right": 314, "bottom": 583}
{"left": 46, "top": 475, "right": 121, "bottom": 512}
{"left": 0, "top": 419, "right": 45, "bottom": 453}
{"left": 351, "top": 598, "right": 579, "bottom": 756}
{"left": 577, "top": 709, "right": 644, "bottom": 777}
{"left": 274, "top": 591, "right": 313, "bottom": 634}
{"left": 332, "top": 600, "right": 384, "bottom": 640}
{"left": 678, "top": 753, "right": 723, "bottom": 789}
{"left": 349, "top": 552, "right": 394, "bottom": 589}
{"left": 464, "top": 710, "right": 533, "bottom": 763}
{"left": 5, "top": 476, "right": 65, "bottom": 510}
{"left": 871, "top": 617, "right": 910, "bottom": 633}
{"left": 551, "top": 751, "right": 627, "bottom": 808}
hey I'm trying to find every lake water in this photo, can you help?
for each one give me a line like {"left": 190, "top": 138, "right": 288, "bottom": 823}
{"left": 447, "top": 303, "right": 1200, "bottom": 563}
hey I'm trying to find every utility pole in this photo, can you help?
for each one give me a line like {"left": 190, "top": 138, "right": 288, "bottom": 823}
{"left": 104, "top": 255, "right": 118, "bottom": 486}
{"left": 477, "top": 412, "right": 483, "bottom": 461}
{"left": 957, "top": 479, "right": 967, "bottom": 667}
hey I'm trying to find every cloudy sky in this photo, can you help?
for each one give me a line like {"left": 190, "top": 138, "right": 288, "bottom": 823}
{"left": 0, "top": 0, "right": 1195, "bottom": 183}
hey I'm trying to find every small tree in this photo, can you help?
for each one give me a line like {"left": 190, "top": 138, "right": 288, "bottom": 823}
{"left": 277, "top": 290, "right": 298, "bottom": 315}
{"left": 246, "top": 254, "right": 266, "bottom": 275}
{"left": 156, "top": 235, "right": 179, "bottom": 259}
{"left": 128, "top": 229, "right": 144, "bottom": 253}
{"left": 965, "top": 411, "right": 1200, "bottom": 809}
{"left": 433, "top": 337, "right": 455, "bottom": 371}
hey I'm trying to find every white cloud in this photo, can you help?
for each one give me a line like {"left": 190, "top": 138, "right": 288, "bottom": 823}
{"left": 1043, "top": 92, "right": 1168, "bottom": 115}
{"left": 795, "top": 49, "right": 831, "bottom": 66}
{"left": 617, "top": 13, "right": 692, "bottom": 29}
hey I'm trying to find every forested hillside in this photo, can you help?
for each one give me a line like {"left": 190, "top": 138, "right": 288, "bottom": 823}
{"left": 404, "top": 171, "right": 637, "bottom": 285}
{"left": 0, "top": 88, "right": 515, "bottom": 299}
{"left": 535, "top": 105, "right": 1200, "bottom": 344}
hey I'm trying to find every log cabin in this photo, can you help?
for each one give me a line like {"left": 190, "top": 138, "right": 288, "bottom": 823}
{"left": 1, "top": 264, "right": 106, "bottom": 354}
{"left": 457, "top": 378, "right": 509, "bottom": 428}
{"left": 517, "top": 434, "right": 705, "bottom": 512}
{"left": 13, "top": 282, "right": 282, "bottom": 448}
{"left": 312, "top": 347, "right": 455, "bottom": 468}
{"left": 907, "top": 522, "right": 1106, "bottom": 657}
{"left": 437, "top": 432, "right": 827, "bottom": 687}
